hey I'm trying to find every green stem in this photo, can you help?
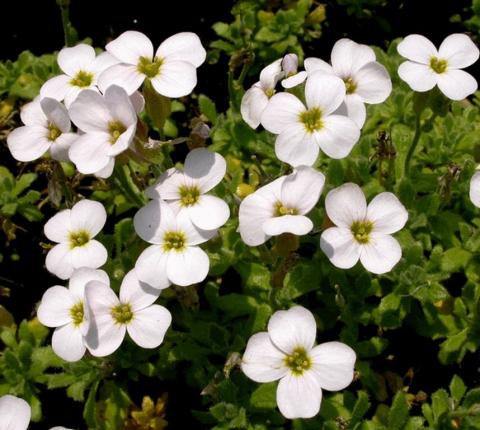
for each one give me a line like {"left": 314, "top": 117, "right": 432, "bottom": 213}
{"left": 56, "top": 0, "right": 75, "bottom": 47}
{"left": 403, "top": 113, "right": 422, "bottom": 176}
{"left": 112, "top": 165, "right": 146, "bottom": 208}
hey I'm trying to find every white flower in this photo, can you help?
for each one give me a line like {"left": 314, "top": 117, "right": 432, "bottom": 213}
{"left": 0, "top": 395, "right": 31, "bottom": 430}
{"left": 144, "top": 148, "right": 229, "bottom": 230}
{"left": 241, "top": 306, "right": 356, "bottom": 419}
{"left": 469, "top": 171, "right": 480, "bottom": 207}
{"left": 44, "top": 199, "right": 107, "bottom": 280}
{"left": 240, "top": 59, "right": 283, "bottom": 129}
{"left": 320, "top": 183, "right": 408, "bottom": 274}
{"left": 305, "top": 38, "right": 392, "bottom": 128}
{"left": 7, "top": 97, "right": 78, "bottom": 162}
{"left": 281, "top": 53, "right": 307, "bottom": 88}
{"left": 397, "top": 34, "right": 479, "bottom": 100}
{"left": 134, "top": 200, "right": 216, "bottom": 289}
{"left": 68, "top": 85, "right": 137, "bottom": 176}
{"left": 239, "top": 166, "right": 325, "bottom": 246}
{"left": 84, "top": 269, "right": 171, "bottom": 357}
{"left": 40, "top": 44, "right": 119, "bottom": 107}
{"left": 98, "top": 31, "right": 206, "bottom": 97}
{"left": 37, "top": 268, "right": 109, "bottom": 362}
{"left": 261, "top": 71, "right": 360, "bottom": 167}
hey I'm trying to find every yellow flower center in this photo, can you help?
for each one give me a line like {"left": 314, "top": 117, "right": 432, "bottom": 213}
{"left": 344, "top": 77, "right": 357, "bottom": 94}
{"left": 70, "top": 302, "right": 84, "bottom": 326}
{"left": 47, "top": 122, "right": 62, "bottom": 141}
{"left": 274, "top": 201, "right": 298, "bottom": 216}
{"left": 69, "top": 230, "right": 90, "bottom": 249}
{"left": 264, "top": 87, "right": 275, "bottom": 98}
{"left": 69, "top": 70, "right": 94, "bottom": 88}
{"left": 163, "top": 231, "right": 187, "bottom": 252}
{"left": 350, "top": 220, "right": 373, "bottom": 244}
{"left": 284, "top": 347, "right": 312, "bottom": 376}
{"left": 108, "top": 120, "right": 127, "bottom": 144}
{"left": 299, "top": 107, "right": 323, "bottom": 133}
{"left": 429, "top": 57, "right": 448, "bottom": 74}
{"left": 179, "top": 185, "right": 200, "bottom": 207}
{"left": 137, "top": 56, "right": 163, "bottom": 78}
{"left": 111, "top": 303, "right": 134, "bottom": 324}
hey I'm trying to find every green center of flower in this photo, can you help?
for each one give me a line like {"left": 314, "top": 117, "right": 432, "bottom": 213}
{"left": 264, "top": 87, "right": 275, "bottom": 98}
{"left": 350, "top": 220, "right": 373, "bottom": 244}
{"left": 299, "top": 107, "right": 323, "bottom": 133}
{"left": 69, "top": 230, "right": 90, "bottom": 249}
{"left": 284, "top": 347, "right": 312, "bottom": 376}
{"left": 108, "top": 120, "right": 127, "bottom": 144}
{"left": 70, "top": 302, "right": 84, "bottom": 326}
{"left": 69, "top": 70, "right": 94, "bottom": 88}
{"left": 430, "top": 57, "right": 448, "bottom": 74}
{"left": 179, "top": 185, "right": 200, "bottom": 207}
{"left": 163, "top": 231, "right": 187, "bottom": 252}
{"left": 47, "top": 122, "right": 62, "bottom": 141}
{"left": 137, "top": 56, "right": 163, "bottom": 78}
{"left": 344, "top": 77, "right": 357, "bottom": 94}
{"left": 111, "top": 303, "right": 134, "bottom": 324}
{"left": 274, "top": 201, "right": 298, "bottom": 216}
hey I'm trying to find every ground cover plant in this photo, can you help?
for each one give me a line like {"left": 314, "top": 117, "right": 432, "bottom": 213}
{"left": 1, "top": 0, "right": 480, "bottom": 429}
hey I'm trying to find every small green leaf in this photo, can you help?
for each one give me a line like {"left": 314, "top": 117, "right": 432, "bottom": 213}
{"left": 388, "top": 391, "right": 409, "bottom": 430}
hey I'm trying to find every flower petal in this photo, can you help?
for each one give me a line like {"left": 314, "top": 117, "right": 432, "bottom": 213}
{"left": 166, "top": 246, "right": 209, "bottom": 286}
{"left": 58, "top": 44, "right": 96, "bottom": 76}
{"left": 107, "top": 124, "right": 135, "bottom": 156}
{"left": 261, "top": 92, "right": 305, "bottom": 134}
{"left": 150, "top": 60, "right": 197, "bottom": 98}
{"left": 146, "top": 168, "right": 184, "bottom": 200}
{"left": 70, "top": 199, "right": 107, "bottom": 237}
{"left": 134, "top": 199, "right": 175, "bottom": 244}
{"left": 259, "top": 58, "right": 283, "bottom": 89}
{"left": 331, "top": 38, "right": 376, "bottom": 76}
{"left": 188, "top": 195, "right": 230, "bottom": 230}
{"left": 119, "top": 269, "right": 160, "bottom": 311}
{"left": 104, "top": 85, "right": 137, "bottom": 127}
{"left": 354, "top": 62, "right": 392, "bottom": 104}
{"left": 276, "top": 371, "right": 322, "bottom": 419}
{"left": 320, "top": 227, "right": 361, "bottom": 269}
{"left": 46, "top": 243, "right": 74, "bottom": 280}
{"left": 315, "top": 114, "right": 360, "bottom": 159}
{"left": 98, "top": 63, "right": 145, "bottom": 95}
{"left": 343, "top": 95, "right": 366, "bottom": 129}
{"left": 7, "top": 126, "right": 50, "bottom": 162}
{"left": 281, "top": 166, "right": 325, "bottom": 214}
{"left": 176, "top": 209, "right": 217, "bottom": 246}
{"left": 90, "top": 51, "right": 120, "bottom": 75}
{"left": 0, "top": 395, "right": 31, "bottom": 430}
{"left": 268, "top": 306, "right": 317, "bottom": 354}
{"left": 241, "top": 332, "right": 287, "bottom": 383}
{"left": 50, "top": 132, "right": 78, "bottom": 162}
{"left": 324, "top": 183, "right": 367, "bottom": 228}
{"left": 70, "top": 240, "right": 108, "bottom": 271}
{"left": 438, "top": 33, "right": 480, "bottom": 69}
{"left": 94, "top": 157, "right": 115, "bottom": 179}
{"left": 310, "top": 341, "right": 356, "bottom": 391}
{"left": 68, "top": 89, "right": 111, "bottom": 132}
{"left": 40, "top": 98, "right": 70, "bottom": 132}
{"left": 359, "top": 233, "right": 402, "bottom": 274}
{"left": 127, "top": 304, "right": 172, "bottom": 348}
{"left": 37, "top": 286, "right": 74, "bottom": 327}
{"left": 52, "top": 323, "right": 87, "bottom": 362}
{"left": 281, "top": 71, "right": 308, "bottom": 88}
{"left": 69, "top": 267, "right": 109, "bottom": 301}
{"left": 40, "top": 74, "right": 71, "bottom": 102}
{"left": 241, "top": 85, "right": 269, "bottom": 129}
{"left": 20, "top": 98, "right": 46, "bottom": 126}
{"left": 305, "top": 71, "right": 346, "bottom": 114}
{"left": 106, "top": 30, "right": 153, "bottom": 65}
{"left": 68, "top": 132, "right": 112, "bottom": 174}
{"left": 367, "top": 192, "right": 408, "bottom": 234}
{"left": 304, "top": 57, "right": 334, "bottom": 74}
{"left": 397, "top": 34, "right": 438, "bottom": 64}
{"left": 44, "top": 208, "right": 72, "bottom": 243}
{"left": 436, "top": 69, "right": 478, "bottom": 100}
{"left": 470, "top": 171, "right": 480, "bottom": 208}
{"left": 262, "top": 215, "right": 313, "bottom": 236}
{"left": 156, "top": 32, "right": 206, "bottom": 67}
{"left": 184, "top": 148, "right": 226, "bottom": 193}
{"left": 275, "top": 125, "right": 318, "bottom": 167}
{"left": 135, "top": 245, "right": 171, "bottom": 290}
{"left": 398, "top": 61, "right": 437, "bottom": 92}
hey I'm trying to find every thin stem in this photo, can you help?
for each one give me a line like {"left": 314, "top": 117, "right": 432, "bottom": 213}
{"left": 403, "top": 113, "right": 422, "bottom": 176}
{"left": 56, "top": 0, "right": 75, "bottom": 47}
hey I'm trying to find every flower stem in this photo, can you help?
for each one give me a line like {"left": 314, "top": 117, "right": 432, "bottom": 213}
{"left": 56, "top": 0, "right": 77, "bottom": 47}
{"left": 403, "top": 113, "right": 422, "bottom": 176}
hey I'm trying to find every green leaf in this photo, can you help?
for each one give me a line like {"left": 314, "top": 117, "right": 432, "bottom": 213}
{"left": 13, "top": 173, "right": 37, "bottom": 196}
{"left": 250, "top": 382, "right": 277, "bottom": 409}
{"left": 143, "top": 79, "right": 171, "bottom": 131}
{"left": 431, "top": 389, "right": 450, "bottom": 421}
{"left": 388, "top": 391, "right": 409, "bottom": 430}
{"left": 350, "top": 391, "right": 370, "bottom": 427}
{"left": 440, "top": 248, "right": 471, "bottom": 272}
{"left": 199, "top": 94, "right": 217, "bottom": 123}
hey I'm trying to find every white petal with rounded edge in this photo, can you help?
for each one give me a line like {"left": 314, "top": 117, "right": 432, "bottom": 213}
{"left": 281, "top": 71, "right": 307, "bottom": 88}
{"left": 40, "top": 74, "right": 71, "bottom": 102}
{"left": 130, "top": 91, "right": 145, "bottom": 114}
{"left": 44, "top": 208, "right": 71, "bottom": 243}
{"left": 20, "top": 98, "right": 46, "bottom": 126}
{"left": 304, "top": 57, "right": 334, "bottom": 74}
{"left": 275, "top": 125, "right": 318, "bottom": 167}
{"left": 343, "top": 95, "right": 366, "bottom": 129}
{"left": 91, "top": 51, "right": 120, "bottom": 75}
{"left": 127, "top": 304, "right": 172, "bottom": 348}
{"left": 68, "top": 132, "right": 112, "bottom": 174}
{"left": 281, "top": 166, "right": 325, "bottom": 214}
{"left": 37, "top": 286, "right": 74, "bottom": 327}
{"left": 166, "top": 246, "right": 209, "bottom": 286}
{"left": 241, "top": 332, "right": 287, "bottom": 383}
{"left": 135, "top": 245, "right": 171, "bottom": 290}
{"left": 276, "top": 371, "right": 322, "bottom": 419}
{"left": 398, "top": 61, "right": 437, "bottom": 92}
{"left": 259, "top": 58, "right": 283, "bottom": 89}
{"left": 104, "top": 85, "right": 137, "bottom": 126}
{"left": 68, "top": 90, "right": 111, "bottom": 132}
{"left": 268, "top": 306, "right": 317, "bottom": 354}
{"left": 94, "top": 157, "right": 115, "bottom": 179}
{"left": 320, "top": 227, "right": 361, "bottom": 269}
{"left": 262, "top": 215, "right": 313, "bottom": 236}
{"left": 98, "top": 63, "right": 145, "bottom": 95}
{"left": 70, "top": 240, "right": 107, "bottom": 271}
{"left": 0, "top": 395, "right": 31, "bottom": 430}
{"left": 470, "top": 171, "right": 480, "bottom": 208}
{"left": 46, "top": 243, "right": 74, "bottom": 280}
{"left": 354, "top": 62, "right": 392, "bottom": 104}
{"left": 316, "top": 115, "right": 360, "bottom": 159}
{"left": 69, "top": 267, "right": 109, "bottom": 301}
{"left": 325, "top": 183, "right": 367, "bottom": 228}
{"left": 310, "top": 341, "right": 356, "bottom": 391}
{"left": 40, "top": 98, "right": 70, "bottom": 132}
{"left": 150, "top": 60, "right": 197, "bottom": 97}
{"left": 63, "top": 86, "right": 86, "bottom": 109}
{"left": 188, "top": 195, "right": 230, "bottom": 230}
{"left": 146, "top": 168, "right": 185, "bottom": 200}
{"left": 367, "top": 192, "right": 408, "bottom": 234}
{"left": 58, "top": 44, "right": 95, "bottom": 76}
{"left": 331, "top": 38, "right": 376, "bottom": 76}
{"left": 359, "top": 233, "right": 402, "bottom": 274}
{"left": 397, "top": 34, "right": 438, "bottom": 64}
{"left": 52, "top": 323, "right": 87, "bottom": 362}
{"left": 106, "top": 30, "right": 154, "bottom": 65}
{"left": 70, "top": 199, "right": 107, "bottom": 237}
{"left": 107, "top": 124, "right": 135, "bottom": 156}
{"left": 50, "top": 132, "right": 78, "bottom": 161}
{"left": 119, "top": 269, "right": 160, "bottom": 312}
{"left": 438, "top": 33, "right": 480, "bottom": 69}
{"left": 156, "top": 32, "right": 206, "bottom": 67}
{"left": 134, "top": 199, "right": 174, "bottom": 244}
{"left": 261, "top": 92, "right": 305, "bottom": 134}
{"left": 240, "top": 85, "right": 269, "bottom": 129}
{"left": 305, "top": 71, "right": 346, "bottom": 114}
{"left": 184, "top": 148, "right": 226, "bottom": 193}
{"left": 7, "top": 126, "right": 50, "bottom": 162}
{"left": 436, "top": 69, "right": 478, "bottom": 100}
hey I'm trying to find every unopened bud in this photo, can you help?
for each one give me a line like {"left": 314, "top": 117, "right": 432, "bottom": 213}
{"left": 282, "top": 54, "right": 298, "bottom": 76}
